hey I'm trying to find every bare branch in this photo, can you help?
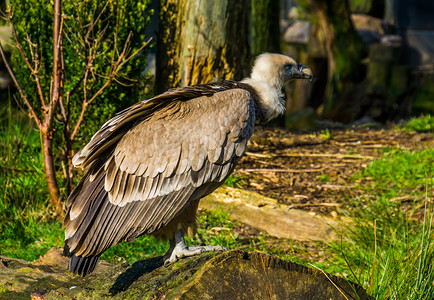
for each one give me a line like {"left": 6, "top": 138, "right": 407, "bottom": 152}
{"left": 68, "top": 4, "right": 152, "bottom": 143}
{"left": 8, "top": 8, "right": 47, "bottom": 110}
{"left": 0, "top": 42, "right": 41, "bottom": 129}
{"left": 48, "top": 1, "right": 63, "bottom": 126}
{"left": 12, "top": 94, "right": 27, "bottom": 115}
{"left": 84, "top": 1, "right": 110, "bottom": 41}
{"left": 113, "top": 77, "right": 133, "bottom": 87}
{"left": 119, "top": 37, "right": 152, "bottom": 68}
{"left": 65, "top": 71, "right": 86, "bottom": 97}
{"left": 93, "top": 1, "right": 110, "bottom": 28}
{"left": 27, "top": 37, "right": 47, "bottom": 109}
{"left": 63, "top": 25, "right": 86, "bottom": 58}
{"left": 70, "top": 68, "right": 90, "bottom": 140}
{"left": 116, "top": 72, "right": 137, "bottom": 83}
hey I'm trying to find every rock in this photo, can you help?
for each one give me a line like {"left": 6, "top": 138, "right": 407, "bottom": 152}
{"left": 351, "top": 14, "right": 384, "bottom": 35}
{"left": 201, "top": 186, "right": 340, "bottom": 242}
{"left": 351, "top": 14, "right": 387, "bottom": 45}
{"left": 283, "top": 21, "right": 310, "bottom": 44}
{"left": 0, "top": 248, "right": 370, "bottom": 299}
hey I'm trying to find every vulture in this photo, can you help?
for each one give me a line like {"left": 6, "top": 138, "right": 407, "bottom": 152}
{"left": 63, "top": 53, "right": 312, "bottom": 276}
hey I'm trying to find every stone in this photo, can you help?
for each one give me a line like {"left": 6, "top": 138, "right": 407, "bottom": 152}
{"left": 283, "top": 21, "right": 310, "bottom": 44}
{"left": 0, "top": 248, "right": 370, "bottom": 299}
{"left": 200, "top": 186, "right": 340, "bottom": 242}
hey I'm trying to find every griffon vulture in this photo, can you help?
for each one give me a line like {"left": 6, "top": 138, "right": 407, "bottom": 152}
{"left": 63, "top": 53, "right": 312, "bottom": 276}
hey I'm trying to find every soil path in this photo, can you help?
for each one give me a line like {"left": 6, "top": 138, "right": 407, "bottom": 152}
{"left": 234, "top": 125, "right": 433, "bottom": 217}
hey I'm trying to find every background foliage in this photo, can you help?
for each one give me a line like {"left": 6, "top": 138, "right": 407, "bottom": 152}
{"left": 10, "top": 0, "right": 153, "bottom": 149}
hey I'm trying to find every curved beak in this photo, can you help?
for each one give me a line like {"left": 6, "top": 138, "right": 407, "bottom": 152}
{"left": 294, "top": 64, "right": 313, "bottom": 80}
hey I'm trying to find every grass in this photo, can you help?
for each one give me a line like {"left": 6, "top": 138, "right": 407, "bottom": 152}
{"left": 325, "top": 147, "right": 434, "bottom": 299}
{"left": 401, "top": 114, "right": 434, "bottom": 133}
{"left": 0, "top": 102, "right": 65, "bottom": 261}
{"left": 224, "top": 173, "right": 247, "bottom": 188}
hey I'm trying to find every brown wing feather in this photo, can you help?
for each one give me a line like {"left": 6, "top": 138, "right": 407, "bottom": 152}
{"left": 64, "top": 85, "right": 255, "bottom": 260}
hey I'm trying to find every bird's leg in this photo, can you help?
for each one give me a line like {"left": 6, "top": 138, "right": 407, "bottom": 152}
{"left": 163, "top": 230, "right": 226, "bottom": 266}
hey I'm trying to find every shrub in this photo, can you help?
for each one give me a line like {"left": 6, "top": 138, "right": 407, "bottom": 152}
{"left": 10, "top": 0, "right": 153, "bottom": 148}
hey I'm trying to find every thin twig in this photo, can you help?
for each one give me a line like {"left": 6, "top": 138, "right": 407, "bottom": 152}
{"left": 320, "top": 184, "right": 355, "bottom": 189}
{"left": 308, "top": 263, "right": 350, "bottom": 300}
{"left": 8, "top": 9, "right": 35, "bottom": 73}
{"left": 280, "top": 153, "right": 374, "bottom": 160}
{"left": 245, "top": 151, "right": 273, "bottom": 158}
{"left": 0, "top": 42, "right": 41, "bottom": 129}
{"left": 287, "top": 202, "right": 342, "bottom": 210}
{"left": 118, "top": 37, "right": 152, "bottom": 68}
{"left": 8, "top": 8, "right": 47, "bottom": 110}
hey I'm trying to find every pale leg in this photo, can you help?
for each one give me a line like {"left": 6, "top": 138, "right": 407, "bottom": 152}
{"left": 163, "top": 230, "right": 226, "bottom": 265}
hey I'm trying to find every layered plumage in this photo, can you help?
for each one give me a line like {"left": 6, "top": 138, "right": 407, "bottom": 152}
{"left": 63, "top": 53, "right": 312, "bottom": 276}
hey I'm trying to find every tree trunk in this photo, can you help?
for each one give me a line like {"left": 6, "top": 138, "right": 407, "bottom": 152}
{"left": 156, "top": 0, "right": 251, "bottom": 94}
{"left": 44, "top": 0, "right": 64, "bottom": 217}
{"left": 309, "top": 0, "right": 365, "bottom": 121}
{"left": 41, "top": 129, "right": 63, "bottom": 217}
{"left": 251, "top": 0, "right": 280, "bottom": 57}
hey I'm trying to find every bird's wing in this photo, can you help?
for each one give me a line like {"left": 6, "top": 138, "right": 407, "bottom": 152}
{"left": 107, "top": 88, "right": 254, "bottom": 206}
{"left": 65, "top": 88, "right": 255, "bottom": 256}
{"left": 71, "top": 81, "right": 241, "bottom": 169}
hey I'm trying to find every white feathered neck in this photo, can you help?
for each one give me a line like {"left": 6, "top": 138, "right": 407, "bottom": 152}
{"left": 242, "top": 53, "right": 297, "bottom": 121}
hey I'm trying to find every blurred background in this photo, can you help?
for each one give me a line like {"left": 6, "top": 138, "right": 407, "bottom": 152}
{"left": 0, "top": 0, "right": 433, "bottom": 129}
{"left": 152, "top": 0, "right": 434, "bottom": 127}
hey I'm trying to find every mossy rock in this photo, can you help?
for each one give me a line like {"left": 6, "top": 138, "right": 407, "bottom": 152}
{"left": 0, "top": 248, "right": 370, "bottom": 299}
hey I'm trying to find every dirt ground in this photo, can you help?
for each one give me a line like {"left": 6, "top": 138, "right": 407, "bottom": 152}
{"left": 233, "top": 125, "right": 434, "bottom": 217}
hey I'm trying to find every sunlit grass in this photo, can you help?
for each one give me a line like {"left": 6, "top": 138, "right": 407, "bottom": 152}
{"left": 326, "top": 148, "right": 434, "bottom": 299}
{"left": 0, "top": 102, "right": 63, "bottom": 260}
{"left": 224, "top": 173, "right": 247, "bottom": 188}
{"left": 401, "top": 114, "right": 434, "bottom": 133}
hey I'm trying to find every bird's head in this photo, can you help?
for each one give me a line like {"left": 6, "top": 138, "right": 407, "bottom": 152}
{"left": 250, "top": 53, "right": 312, "bottom": 88}
{"left": 242, "top": 53, "right": 313, "bottom": 121}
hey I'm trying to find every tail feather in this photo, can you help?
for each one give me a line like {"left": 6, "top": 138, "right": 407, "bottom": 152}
{"left": 64, "top": 243, "right": 99, "bottom": 277}
{"left": 68, "top": 253, "right": 100, "bottom": 277}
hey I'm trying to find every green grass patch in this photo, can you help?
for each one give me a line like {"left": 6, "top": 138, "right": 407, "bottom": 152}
{"left": 319, "top": 128, "right": 333, "bottom": 140}
{"left": 224, "top": 173, "right": 247, "bottom": 188}
{"left": 319, "top": 173, "right": 331, "bottom": 182}
{"left": 0, "top": 103, "right": 63, "bottom": 260}
{"left": 101, "top": 235, "right": 168, "bottom": 264}
{"left": 355, "top": 147, "right": 433, "bottom": 198}
{"left": 327, "top": 148, "right": 434, "bottom": 299}
{"left": 401, "top": 114, "right": 434, "bottom": 133}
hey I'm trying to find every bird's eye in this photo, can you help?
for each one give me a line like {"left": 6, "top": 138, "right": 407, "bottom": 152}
{"left": 284, "top": 64, "right": 293, "bottom": 71}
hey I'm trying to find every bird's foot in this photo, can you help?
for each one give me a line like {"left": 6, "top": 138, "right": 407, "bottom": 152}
{"left": 163, "top": 230, "right": 226, "bottom": 266}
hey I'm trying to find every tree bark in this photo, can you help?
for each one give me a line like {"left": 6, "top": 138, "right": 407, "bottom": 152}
{"left": 41, "top": 128, "right": 63, "bottom": 217}
{"left": 251, "top": 0, "right": 280, "bottom": 57}
{"left": 156, "top": 0, "right": 251, "bottom": 94}
{"left": 308, "top": 0, "right": 365, "bottom": 121}
{"left": 43, "top": 0, "right": 64, "bottom": 217}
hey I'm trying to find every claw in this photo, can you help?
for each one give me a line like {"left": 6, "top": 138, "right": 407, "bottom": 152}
{"left": 163, "top": 230, "right": 226, "bottom": 266}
